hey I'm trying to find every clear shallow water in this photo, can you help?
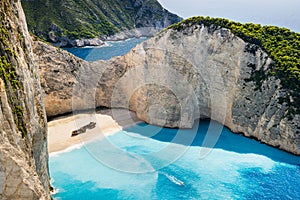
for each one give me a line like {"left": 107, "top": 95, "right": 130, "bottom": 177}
{"left": 50, "top": 121, "right": 300, "bottom": 200}
{"left": 64, "top": 37, "right": 148, "bottom": 62}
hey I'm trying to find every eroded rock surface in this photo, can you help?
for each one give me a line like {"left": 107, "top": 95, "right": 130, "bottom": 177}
{"left": 0, "top": 0, "right": 50, "bottom": 199}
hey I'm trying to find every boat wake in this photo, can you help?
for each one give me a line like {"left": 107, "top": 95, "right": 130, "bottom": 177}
{"left": 160, "top": 172, "right": 185, "bottom": 186}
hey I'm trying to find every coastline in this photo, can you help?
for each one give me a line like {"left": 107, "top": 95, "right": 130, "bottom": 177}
{"left": 48, "top": 109, "right": 142, "bottom": 154}
{"left": 48, "top": 109, "right": 300, "bottom": 156}
{"left": 65, "top": 37, "right": 148, "bottom": 49}
{"left": 50, "top": 27, "right": 159, "bottom": 48}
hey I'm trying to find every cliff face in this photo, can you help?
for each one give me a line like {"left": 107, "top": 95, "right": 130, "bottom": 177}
{"left": 22, "top": 0, "right": 182, "bottom": 47}
{"left": 0, "top": 0, "right": 50, "bottom": 199}
{"left": 36, "top": 25, "right": 299, "bottom": 155}
{"left": 34, "top": 41, "right": 89, "bottom": 117}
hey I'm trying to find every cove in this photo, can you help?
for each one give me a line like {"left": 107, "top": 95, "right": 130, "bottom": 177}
{"left": 64, "top": 37, "right": 148, "bottom": 61}
{"left": 53, "top": 38, "right": 300, "bottom": 199}
{"left": 50, "top": 120, "right": 300, "bottom": 199}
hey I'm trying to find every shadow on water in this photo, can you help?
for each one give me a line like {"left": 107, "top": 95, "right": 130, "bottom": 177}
{"left": 124, "top": 120, "right": 300, "bottom": 166}
{"left": 64, "top": 47, "right": 94, "bottom": 60}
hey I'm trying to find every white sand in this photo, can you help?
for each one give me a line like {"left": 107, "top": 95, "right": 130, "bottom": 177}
{"left": 48, "top": 109, "right": 141, "bottom": 153}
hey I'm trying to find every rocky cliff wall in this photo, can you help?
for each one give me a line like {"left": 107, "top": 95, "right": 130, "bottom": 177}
{"left": 34, "top": 41, "right": 89, "bottom": 117}
{"left": 0, "top": 0, "right": 50, "bottom": 199}
{"left": 36, "top": 25, "right": 299, "bottom": 155}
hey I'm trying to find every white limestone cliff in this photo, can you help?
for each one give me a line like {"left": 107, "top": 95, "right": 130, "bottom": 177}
{"left": 36, "top": 24, "right": 299, "bottom": 155}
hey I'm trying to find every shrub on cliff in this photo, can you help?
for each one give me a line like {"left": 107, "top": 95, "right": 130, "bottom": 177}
{"left": 21, "top": 0, "right": 182, "bottom": 42}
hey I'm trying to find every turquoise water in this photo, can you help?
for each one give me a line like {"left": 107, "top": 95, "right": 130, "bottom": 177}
{"left": 50, "top": 121, "right": 300, "bottom": 200}
{"left": 64, "top": 37, "right": 148, "bottom": 62}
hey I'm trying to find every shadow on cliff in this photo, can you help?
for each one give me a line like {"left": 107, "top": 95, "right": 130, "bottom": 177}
{"left": 124, "top": 120, "right": 300, "bottom": 166}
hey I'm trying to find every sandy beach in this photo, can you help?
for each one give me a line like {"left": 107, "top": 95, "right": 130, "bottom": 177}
{"left": 48, "top": 109, "right": 142, "bottom": 153}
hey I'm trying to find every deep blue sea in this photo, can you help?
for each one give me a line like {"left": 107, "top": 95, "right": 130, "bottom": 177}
{"left": 64, "top": 37, "right": 148, "bottom": 61}
{"left": 51, "top": 39, "right": 300, "bottom": 199}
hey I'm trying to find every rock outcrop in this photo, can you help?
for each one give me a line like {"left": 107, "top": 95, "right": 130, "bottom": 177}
{"left": 0, "top": 0, "right": 50, "bottom": 199}
{"left": 34, "top": 41, "right": 89, "bottom": 117}
{"left": 35, "top": 24, "right": 299, "bottom": 155}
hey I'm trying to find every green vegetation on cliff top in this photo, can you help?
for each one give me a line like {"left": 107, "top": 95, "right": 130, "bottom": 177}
{"left": 21, "top": 0, "right": 181, "bottom": 41}
{"left": 169, "top": 16, "right": 300, "bottom": 116}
